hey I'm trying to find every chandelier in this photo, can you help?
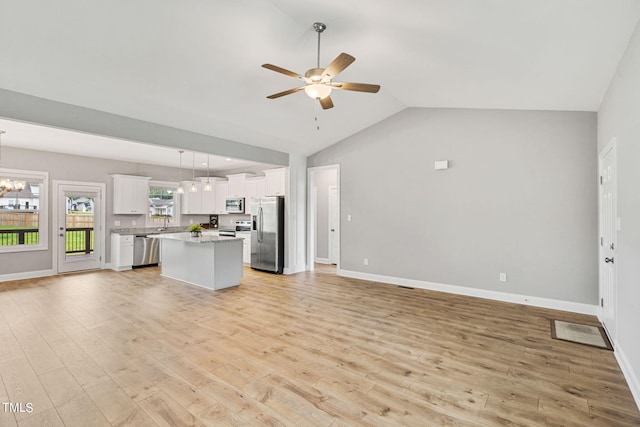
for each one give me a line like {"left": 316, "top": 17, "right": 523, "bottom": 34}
{"left": 0, "top": 130, "right": 25, "bottom": 197}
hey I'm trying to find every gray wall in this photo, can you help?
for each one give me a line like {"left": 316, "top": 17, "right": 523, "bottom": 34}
{"left": 315, "top": 168, "right": 337, "bottom": 260}
{"left": 1, "top": 146, "right": 235, "bottom": 274}
{"left": 309, "top": 107, "right": 598, "bottom": 304}
{"left": 598, "top": 20, "right": 640, "bottom": 401}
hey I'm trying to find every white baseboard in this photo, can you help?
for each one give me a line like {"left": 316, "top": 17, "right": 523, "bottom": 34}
{"left": 338, "top": 269, "right": 598, "bottom": 315}
{"left": 0, "top": 269, "right": 55, "bottom": 283}
{"left": 314, "top": 258, "right": 331, "bottom": 264}
{"left": 613, "top": 340, "right": 640, "bottom": 411}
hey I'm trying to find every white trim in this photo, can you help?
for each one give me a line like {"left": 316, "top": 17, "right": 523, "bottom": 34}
{"left": 146, "top": 180, "right": 181, "bottom": 228}
{"left": 339, "top": 269, "right": 598, "bottom": 315}
{"left": 283, "top": 263, "right": 306, "bottom": 275}
{"left": 307, "top": 164, "right": 340, "bottom": 273}
{"left": 598, "top": 137, "right": 618, "bottom": 342}
{"left": 315, "top": 257, "right": 331, "bottom": 264}
{"left": 614, "top": 340, "right": 640, "bottom": 411}
{"left": 0, "top": 269, "right": 55, "bottom": 283}
{"left": 0, "top": 168, "right": 49, "bottom": 254}
{"left": 309, "top": 184, "right": 317, "bottom": 272}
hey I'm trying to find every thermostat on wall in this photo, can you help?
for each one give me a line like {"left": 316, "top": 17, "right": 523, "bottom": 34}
{"left": 434, "top": 160, "right": 449, "bottom": 170}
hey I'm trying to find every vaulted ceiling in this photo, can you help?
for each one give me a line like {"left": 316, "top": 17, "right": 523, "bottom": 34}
{"left": 1, "top": 0, "right": 639, "bottom": 162}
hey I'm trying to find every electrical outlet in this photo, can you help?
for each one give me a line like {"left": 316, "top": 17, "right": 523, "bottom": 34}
{"left": 114, "top": 220, "right": 120, "bottom": 226}
{"left": 499, "top": 273, "right": 507, "bottom": 282}
{"left": 347, "top": 214, "right": 352, "bottom": 222}
{"left": 364, "top": 258, "right": 369, "bottom": 266}
{"left": 131, "top": 220, "right": 136, "bottom": 226}
{"left": 189, "top": 219, "right": 193, "bottom": 224}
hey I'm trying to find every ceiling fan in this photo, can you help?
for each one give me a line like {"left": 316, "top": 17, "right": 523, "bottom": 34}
{"left": 262, "top": 22, "right": 380, "bottom": 110}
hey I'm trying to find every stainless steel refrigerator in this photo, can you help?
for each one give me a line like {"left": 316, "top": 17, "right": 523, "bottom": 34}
{"left": 250, "top": 196, "right": 285, "bottom": 273}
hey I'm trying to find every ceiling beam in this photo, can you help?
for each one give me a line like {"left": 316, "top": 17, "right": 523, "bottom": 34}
{"left": 0, "top": 88, "right": 289, "bottom": 166}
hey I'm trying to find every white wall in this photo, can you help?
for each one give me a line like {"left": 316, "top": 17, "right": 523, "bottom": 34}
{"left": 309, "top": 108, "right": 598, "bottom": 305}
{"left": 597, "top": 20, "right": 640, "bottom": 408}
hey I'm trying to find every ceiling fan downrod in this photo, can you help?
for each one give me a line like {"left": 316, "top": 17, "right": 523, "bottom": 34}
{"left": 313, "top": 22, "right": 326, "bottom": 69}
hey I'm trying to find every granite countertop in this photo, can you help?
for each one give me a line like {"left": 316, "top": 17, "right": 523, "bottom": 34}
{"left": 112, "top": 227, "right": 219, "bottom": 235}
{"left": 149, "top": 232, "right": 241, "bottom": 244}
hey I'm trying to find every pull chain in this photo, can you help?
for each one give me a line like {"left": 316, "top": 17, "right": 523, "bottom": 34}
{"left": 314, "top": 101, "right": 320, "bottom": 131}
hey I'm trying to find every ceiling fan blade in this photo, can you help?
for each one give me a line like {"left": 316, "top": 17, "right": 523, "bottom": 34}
{"left": 331, "top": 82, "right": 381, "bottom": 93}
{"left": 262, "top": 64, "right": 304, "bottom": 80}
{"left": 322, "top": 53, "right": 355, "bottom": 79}
{"left": 319, "top": 96, "right": 334, "bottom": 110}
{"left": 267, "top": 87, "right": 305, "bottom": 99}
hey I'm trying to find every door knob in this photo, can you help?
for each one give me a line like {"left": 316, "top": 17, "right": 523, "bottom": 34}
{"left": 330, "top": 229, "right": 335, "bottom": 232}
{"left": 605, "top": 257, "right": 615, "bottom": 264}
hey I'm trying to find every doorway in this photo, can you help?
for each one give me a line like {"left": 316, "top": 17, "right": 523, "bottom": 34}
{"left": 307, "top": 165, "right": 340, "bottom": 272}
{"left": 54, "top": 181, "right": 105, "bottom": 274}
{"left": 599, "top": 139, "right": 617, "bottom": 344}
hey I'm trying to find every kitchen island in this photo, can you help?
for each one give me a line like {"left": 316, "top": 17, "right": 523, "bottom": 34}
{"left": 150, "top": 233, "right": 243, "bottom": 290}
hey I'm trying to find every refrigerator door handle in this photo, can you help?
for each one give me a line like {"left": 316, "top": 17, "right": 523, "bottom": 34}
{"left": 259, "top": 206, "right": 264, "bottom": 243}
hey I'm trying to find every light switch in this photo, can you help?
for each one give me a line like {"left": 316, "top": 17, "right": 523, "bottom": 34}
{"left": 435, "top": 160, "right": 449, "bottom": 170}
{"left": 347, "top": 214, "right": 352, "bottom": 222}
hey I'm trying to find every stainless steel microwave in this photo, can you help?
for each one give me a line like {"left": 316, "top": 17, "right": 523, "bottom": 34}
{"left": 225, "top": 197, "right": 245, "bottom": 213}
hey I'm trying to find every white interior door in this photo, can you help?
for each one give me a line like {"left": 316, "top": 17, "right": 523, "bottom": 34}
{"left": 57, "top": 183, "right": 103, "bottom": 273}
{"left": 600, "top": 142, "right": 617, "bottom": 343}
{"left": 328, "top": 185, "right": 339, "bottom": 265}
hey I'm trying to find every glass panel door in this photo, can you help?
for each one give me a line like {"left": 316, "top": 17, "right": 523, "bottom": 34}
{"left": 57, "top": 184, "right": 102, "bottom": 273}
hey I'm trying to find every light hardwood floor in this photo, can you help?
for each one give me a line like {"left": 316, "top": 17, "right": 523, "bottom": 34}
{"left": 0, "top": 265, "right": 638, "bottom": 426}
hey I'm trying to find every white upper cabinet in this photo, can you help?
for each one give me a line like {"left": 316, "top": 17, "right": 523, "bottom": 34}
{"left": 112, "top": 174, "right": 151, "bottom": 214}
{"left": 215, "top": 181, "right": 229, "bottom": 214}
{"left": 180, "top": 180, "right": 202, "bottom": 214}
{"left": 181, "top": 177, "right": 223, "bottom": 215}
{"left": 245, "top": 176, "right": 265, "bottom": 201}
{"left": 227, "top": 173, "right": 254, "bottom": 198}
{"left": 264, "top": 168, "right": 287, "bottom": 196}
{"left": 200, "top": 177, "right": 217, "bottom": 214}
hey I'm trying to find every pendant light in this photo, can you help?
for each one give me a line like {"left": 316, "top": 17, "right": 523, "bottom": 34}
{"left": 203, "top": 154, "right": 212, "bottom": 191}
{"left": 176, "top": 150, "right": 185, "bottom": 194}
{"left": 189, "top": 152, "right": 198, "bottom": 193}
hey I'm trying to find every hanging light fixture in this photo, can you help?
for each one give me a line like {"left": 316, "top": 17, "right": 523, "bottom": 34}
{"left": 0, "top": 130, "right": 25, "bottom": 197}
{"left": 176, "top": 150, "right": 185, "bottom": 194}
{"left": 204, "top": 154, "right": 212, "bottom": 191}
{"left": 190, "top": 152, "right": 198, "bottom": 193}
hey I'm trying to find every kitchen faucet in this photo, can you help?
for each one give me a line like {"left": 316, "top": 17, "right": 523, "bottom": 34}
{"left": 158, "top": 214, "right": 169, "bottom": 231}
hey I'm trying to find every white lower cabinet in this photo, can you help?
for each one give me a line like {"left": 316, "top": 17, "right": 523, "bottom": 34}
{"left": 111, "top": 234, "right": 134, "bottom": 271}
{"left": 238, "top": 233, "right": 251, "bottom": 264}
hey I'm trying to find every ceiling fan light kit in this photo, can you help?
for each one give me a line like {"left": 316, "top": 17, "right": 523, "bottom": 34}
{"left": 262, "top": 22, "right": 380, "bottom": 110}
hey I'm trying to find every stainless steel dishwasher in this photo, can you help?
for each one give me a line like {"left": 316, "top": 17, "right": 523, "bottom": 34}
{"left": 133, "top": 234, "right": 160, "bottom": 267}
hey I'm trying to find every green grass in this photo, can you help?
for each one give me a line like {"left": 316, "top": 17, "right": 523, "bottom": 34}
{"left": 0, "top": 227, "right": 93, "bottom": 252}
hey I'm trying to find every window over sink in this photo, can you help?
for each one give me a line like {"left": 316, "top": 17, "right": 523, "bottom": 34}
{"left": 147, "top": 181, "right": 180, "bottom": 228}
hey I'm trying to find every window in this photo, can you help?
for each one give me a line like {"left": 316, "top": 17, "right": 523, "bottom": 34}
{"left": 147, "top": 181, "right": 180, "bottom": 227}
{"left": 0, "top": 168, "right": 49, "bottom": 253}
